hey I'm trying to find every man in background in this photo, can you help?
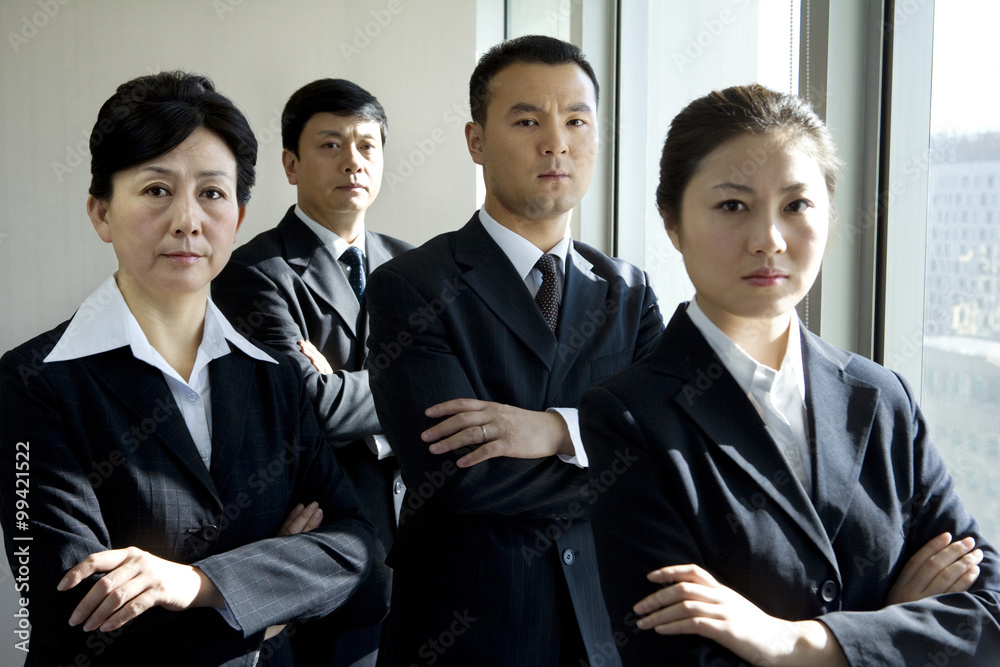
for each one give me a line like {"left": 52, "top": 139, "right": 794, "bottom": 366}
{"left": 214, "top": 78, "right": 411, "bottom": 667}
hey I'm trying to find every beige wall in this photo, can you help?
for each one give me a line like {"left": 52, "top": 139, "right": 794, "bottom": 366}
{"left": 0, "top": 0, "right": 493, "bottom": 662}
{"left": 0, "top": 0, "right": 486, "bottom": 353}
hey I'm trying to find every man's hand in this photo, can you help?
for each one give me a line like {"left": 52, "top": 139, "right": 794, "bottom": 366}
{"left": 887, "top": 532, "right": 982, "bottom": 605}
{"left": 298, "top": 340, "right": 333, "bottom": 374}
{"left": 423, "top": 399, "right": 572, "bottom": 467}
{"left": 633, "top": 564, "right": 847, "bottom": 667}
{"left": 58, "top": 547, "right": 223, "bottom": 633}
{"left": 277, "top": 501, "right": 324, "bottom": 536}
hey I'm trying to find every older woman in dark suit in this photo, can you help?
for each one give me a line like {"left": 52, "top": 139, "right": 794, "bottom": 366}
{"left": 581, "top": 84, "right": 1000, "bottom": 665}
{"left": 0, "top": 72, "right": 378, "bottom": 666}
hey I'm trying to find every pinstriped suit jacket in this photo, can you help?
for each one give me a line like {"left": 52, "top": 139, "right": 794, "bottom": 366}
{"left": 366, "top": 213, "right": 664, "bottom": 666}
{"left": 0, "top": 325, "right": 376, "bottom": 666}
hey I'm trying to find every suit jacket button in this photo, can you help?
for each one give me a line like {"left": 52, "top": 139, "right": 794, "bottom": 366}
{"left": 562, "top": 549, "right": 576, "bottom": 566}
{"left": 200, "top": 524, "right": 220, "bottom": 542}
{"left": 394, "top": 480, "right": 404, "bottom": 495}
{"left": 820, "top": 580, "right": 838, "bottom": 602}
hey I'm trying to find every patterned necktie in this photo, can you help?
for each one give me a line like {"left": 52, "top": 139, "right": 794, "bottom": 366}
{"left": 534, "top": 254, "right": 560, "bottom": 333}
{"left": 340, "top": 246, "right": 365, "bottom": 302}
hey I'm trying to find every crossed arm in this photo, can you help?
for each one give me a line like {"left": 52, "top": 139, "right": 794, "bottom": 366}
{"left": 57, "top": 503, "right": 325, "bottom": 634}
{"left": 629, "top": 534, "right": 982, "bottom": 667}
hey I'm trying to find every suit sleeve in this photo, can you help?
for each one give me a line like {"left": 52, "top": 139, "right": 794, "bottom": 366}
{"left": 194, "top": 355, "right": 377, "bottom": 636}
{"left": 818, "top": 373, "right": 1000, "bottom": 665}
{"left": 366, "top": 264, "right": 589, "bottom": 519}
{"left": 581, "top": 385, "right": 753, "bottom": 666}
{"left": 633, "top": 273, "right": 664, "bottom": 363}
{"left": 213, "top": 258, "right": 379, "bottom": 446}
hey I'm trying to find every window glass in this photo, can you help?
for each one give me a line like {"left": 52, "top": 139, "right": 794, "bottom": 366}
{"left": 922, "top": 0, "right": 1000, "bottom": 539}
{"left": 617, "top": 0, "right": 800, "bottom": 313}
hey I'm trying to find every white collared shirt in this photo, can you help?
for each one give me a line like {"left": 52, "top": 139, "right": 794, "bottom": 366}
{"left": 478, "top": 208, "right": 587, "bottom": 468}
{"left": 686, "top": 299, "right": 812, "bottom": 495}
{"left": 296, "top": 205, "right": 367, "bottom": 283}
{"left": 479, "top": 206, "right": 571, "bottom": 301}
{"left": 45, "top": 275, "right": 276, "bottom": 470}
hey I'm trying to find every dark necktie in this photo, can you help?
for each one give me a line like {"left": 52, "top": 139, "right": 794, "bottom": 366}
{"left": 340, "top": 246, "right": 365, "bottom": 302}
{"left": 534, "top": 254, "right": 560, "bottom": 333}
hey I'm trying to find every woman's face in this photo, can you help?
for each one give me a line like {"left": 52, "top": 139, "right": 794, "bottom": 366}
{"left": 665, "top": 132, "right": 830, "bottom": 335}
{"left": 88, "top": 126, "right": 245, "bottom": 303}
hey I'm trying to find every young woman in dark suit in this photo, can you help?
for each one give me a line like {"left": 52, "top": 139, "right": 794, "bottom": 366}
{"left": 582, "top": 84, "right": 999, "bottom": 665}
{"left": 0, "top": 72, "right": 379, "bottom": 666}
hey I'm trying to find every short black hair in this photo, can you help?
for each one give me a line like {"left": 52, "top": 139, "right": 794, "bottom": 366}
{"left": 281, "top": 79, "right": 388, "bottom": 155}
{"left": 470, "top": 34, "right": 599, "bottom": 126}
{"left": 89, "top": 71, "right": 257, "bottom": 206}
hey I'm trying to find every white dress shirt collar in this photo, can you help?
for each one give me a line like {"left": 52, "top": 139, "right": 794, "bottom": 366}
{"left": 685, "top": 298, "right": 804, "bottom": 397}
{"left": 478, "top": 207, "right": 571, "bottom": 298}
{"left": 44, "top": 274, "right": 275, "bottom": 368}
{"left": 295, "top": 204, "right": 367, "bottom": 259}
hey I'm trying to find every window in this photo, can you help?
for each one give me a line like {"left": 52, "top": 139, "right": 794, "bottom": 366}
{"left": 885, "top": 0, "right": 1000, "bottom": 540}
{"left": 615, "top": 0, "right": 800, "bottom": 312}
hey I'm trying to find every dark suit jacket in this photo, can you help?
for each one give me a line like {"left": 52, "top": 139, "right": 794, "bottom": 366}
{"left": 366, "top": 213, "right": 664, "bottom": 666}
{"left": 0, "top": 322, "right": 376, "bottom": 666}
{"left": 581, "top": 304, "right": 1000, "bottom": 665}
{"left": 213, "top": 208, "right": 411, "bottom": 665}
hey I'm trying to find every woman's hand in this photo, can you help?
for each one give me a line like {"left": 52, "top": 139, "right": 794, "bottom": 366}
{"left": 277, "top": 501, "right": 324, "bottom": 536}
{"left": 887, "top": 532, "right": 982, "bottom": 605}
{"left": 58, "top": 547, "right": 222, "bottom": 633}
{"left": 634, "top": 564, "right": 847, "bottom": 667}
{"left": 59, "top": 502, "right": 325, "bottom": 636}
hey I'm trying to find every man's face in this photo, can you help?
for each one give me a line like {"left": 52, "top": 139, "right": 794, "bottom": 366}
{"left": 283, "top": 112, "right": 383, "bottom": 232}
{"left": 467, "top": 62, "right": 598, "bottom": 226}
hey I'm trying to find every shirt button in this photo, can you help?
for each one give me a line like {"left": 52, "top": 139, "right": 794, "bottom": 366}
{"left": 562, "top": 549, "right": 576, "bottom": 566}
{"left": 820, "top": 580, "right": 838, "bottom": 602}
{"left": 187, "top": 392, "right": 197, "bottom": 402}
{"left": 393, "top": 481, "right": 404, "bottom": 495}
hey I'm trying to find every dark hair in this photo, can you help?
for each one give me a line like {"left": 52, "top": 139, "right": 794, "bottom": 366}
{"left": 656, "top": 84, "right": 840, "bottom": 228}
{"left": 89, "top": 71, "right": 257, "bottom": 206}
{"left": 281, "top": 79, "right": 388, "bottom": 155}
{"left": 469, "top": 34, "right": 599, "bottom": 126}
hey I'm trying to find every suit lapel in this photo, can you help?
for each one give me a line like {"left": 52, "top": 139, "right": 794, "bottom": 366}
{"left": 86, "top": 349, "right": 221, "bottom": 506}
{"left": 547, "top": 245, "right": 609, "bottom": 403}
{"left": 278, "top": 210, "right": 362, "bottom": 338}
{"left": 365, "top": 229, "right": 395, "bottom": 272}
{"left": 454, "top": 215, "right": 559, "bottom": 369}
{"left": 653, "top": 306, "right": 839, "bottom": 572}
{"left": 360, "top": 230, "right": 396, "bottom": 344}
{"left": 801, "top": 329, "right": 879, "bottom": 544}
{"left": 207, "top": 349, "right": 255, "bottom": 500}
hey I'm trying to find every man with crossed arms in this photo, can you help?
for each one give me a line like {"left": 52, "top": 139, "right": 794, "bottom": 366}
{"left": 367, "top": 35, "right": 663, "bottom": 666}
